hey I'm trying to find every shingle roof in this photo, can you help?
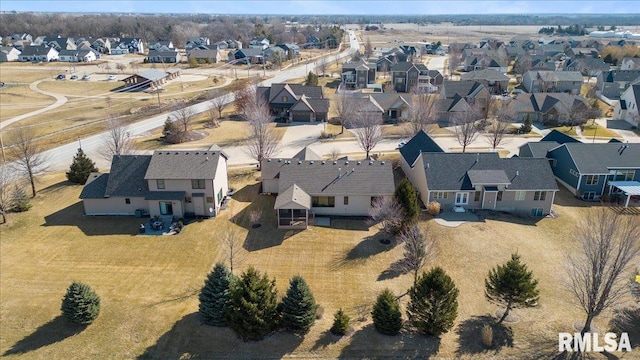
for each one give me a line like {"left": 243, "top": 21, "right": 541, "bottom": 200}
{"left": 105, "top": 155, "right": 152, "bottom": 197}
{"left": 274, "top": 184, "right": 311, "bottom": 209}
{"left": 519, "top": 141, "right": 561, "bottom": 158}
{"left": 441, "top": 80, "right": 485, "bottom": 99}
{"left": 391, "top": 62, "right": 419, "bottom": 72}
{"left": 541, "top": 129, "right": 581, "bottom": 144}
{"left": 262, "top": 83, "right": 324, "bottom": 103}
{"left": 558, "top": 143, "right": 640, "bottom": 174}
{"left": 135, "top": 69, "right": 168, "bottom": 82}
{"left": 467, "top": 170, "right": 511, "bottom": 185}
{"left": 277, "top": 160, "right": 395, "bottom": 196}
{"left": 460, "top": 69, "right": 509, "bottom": 81}
{"left": 79, "top": 173, "right": 109, "bottom": 199}
{"left": 400, "top": 130, "right": 445, "bottom": 167}
{"left": 144, "top": 150, "right": 227, "bottom": 180}
{"left": 602, "top": 70, "right": 640, "bottom": 83}
{"left": 421, "top": 153, "right": 558, "bottom": 191}
{"left": 292, "top": 147, "right": 323, "bottom": 161}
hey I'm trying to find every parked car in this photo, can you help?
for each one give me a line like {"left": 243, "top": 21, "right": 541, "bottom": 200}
{"left": 70, "top": 75, "right": 78, "bottom": 80}
{"left": 56, "top": 74, "right": 66, "bottom": 80}
{"left": 397, "top": 140, "right": 407, "bottom": 149}
{"left": 82, "top": 74, "right": 91, "bottom": 80}
{"left": 107, "top": 75, "right": 117, "bottom": 81}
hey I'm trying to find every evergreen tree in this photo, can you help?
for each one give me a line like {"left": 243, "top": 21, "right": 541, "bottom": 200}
{"left": 394, "top": 178, "right": 420, "bottom": 229}
{"left": 372, "top": 289, "right": 402, "bottom": 336}
{"left": 519, "top": 116, "right": 532, "bottom": 134}
{"left": 199, "top": 262, "right": 234, "bottom": 326}
{"left": 280, "top": 275, "right": 319, "bottom": 334}
{"left": 66, "top": 148, "right": 98, "bottom": 184}
{"left": 305, "top": 71, "right": 318, "bottom": 86}
{"left": 407, "top": 267, "right": 459, "bottom": 337}
{"left": 61, "top": 281, "right": 101, "bottom": 325}
{"left": 485, "top": 253, "right": 540, "bottom": 324}
{"left": 10, "top": 184, "right": 32, "bottom": 212}
{"left": 330, "top": 308, "right": 350, "bottom": 336}
{"left": 225, "top": 267, "right": 279, "bottom": 341}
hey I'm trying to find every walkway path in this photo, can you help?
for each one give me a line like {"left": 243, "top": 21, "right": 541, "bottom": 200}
{"left": 0, "top": 79, "right": 67, "bottom": 130}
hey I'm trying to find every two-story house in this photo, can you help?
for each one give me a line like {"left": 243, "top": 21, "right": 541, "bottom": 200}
{"left": 522, "top": 70, "right": 583, "bottom": 94}
{"left": 613, "top": 84, "right": 640, "bottom": 126}
{"left": 460, "top": 69, "right": 509, "bottom": 95}
{"left": 80, "top": 150, "right": 229, "bottom": 218}
{"left": 256, "top": 83, "right": 328, "bottom": 122}
{"left": 341, "top": 60, "right": 376, "bottom": 90}
{"left": 390, "top": 62, "right": 434, "bottom": 93}
{"left": 596, "top": 70, "right": 640, "bottom": 100}
{"left": 0, "top": 47, "right": 21, "bottom": 62}
{"left": 504, "top": 93, "right": 590, "bottom": 126}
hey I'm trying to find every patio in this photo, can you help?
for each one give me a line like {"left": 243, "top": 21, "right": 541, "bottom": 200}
{"left": 434, "top": 210, "right": 479, "bottom": 228}
{"left": 139, "top": 218, "right": 183, "bottom": 236}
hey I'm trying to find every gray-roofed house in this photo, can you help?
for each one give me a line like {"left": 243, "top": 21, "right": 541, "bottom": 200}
{"left": 341, "top": 60, "right": 376, "bottom": 90}
{"left": 522, "top": 70, "right": 583, "bottom": 94}
{"left": 256, "top": 83, "right": 327, "bottom": 122}
{"left": 0, "top": 47, "right": 21, "bottom": 62}
{"left": 147, "top": 48, "right": 181, "bottom": 63}
{"left": 187, "top": 47, "right": 224, "bottom": 63}
{"left": 400, "top": 131, "right": 445, "bottom": 190}
{"left": 261, "top": 157, "right": 395, "bottom": 229}
{"left": 80, "top": 150, "right": 229, "bottom": 217}
{"left": 58, "top": 48, "right": 98, "bottom": 62}
{"left": 504, "top": 93, "right": 590, "bottom": 126}
{"left": 460, "top": 69, "right": 509, "bottom": 95}
{"left": 562, "top": 58, "right": 609, "bottom": 77}
{"left": 390, "top": 62, "right": 434, "bottom": 93}
{"left": 596, "top": 70, "right": 640, "bottom": 100}
{"left": 410, "top": 152, "right": 559, "bottom": 216}
{"left": 620, "top": 57, "right": 640, "bottom": 70}
{"left": 18, "top": 46, "right": 58, "bottom": 62}
{"left": 613, "top": 84, "right": 640, "bottom": 126}
{"left": 122, "top": 69, "right": 178, "bottom": 91}
{"left": 520, "top": 142, "right": 640, "bottom": 202}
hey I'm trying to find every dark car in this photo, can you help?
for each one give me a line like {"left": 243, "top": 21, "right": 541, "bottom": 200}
{"left": 56, "top": 74, "right": 66, "bottom": 80}
{"left": 70, "top": 75, "right": 78, "bottom": 80}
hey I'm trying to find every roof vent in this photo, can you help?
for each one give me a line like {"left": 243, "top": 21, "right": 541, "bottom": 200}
{"left": 516, "top": 170, "right": 519, "bottom": 176}
{"left": 322, "top": 160, "right": 326, "bottom": 164}
{"left": 357, "top": 161, "right": 361, "bottom": 165}
{"left": 345, "top": 161, "right": 349, "bottom": 165}
{"left": 352, "top": 168, "right": 355, "bottom": 172}
{"left": 338, "top": 167, "right": 342, "bottom": 177}
{"left": 278, "top": 159, "right": 282, "bottom": 162}
{"left": 298, "top": 160, "right": 302, "bottom": 164}
{"left": 426, "top": 163, "right": 430, "bottom": 169}
{"left": 369, "top": 161, "right": 373, "bottom": 165}
{"left": 267, "top": 159, "right": 271, "bottom": 162}
{"left": 333, "top": 161, "right": 337, "bottom": 165}
{"left": 195, "top": 152, "right": 199, "bottom": 155}
{"left": 206, "top": 156, "right": 209, "bottom": 161}
{"left": 381, "top": 161, "right": 385, "bottom": 165}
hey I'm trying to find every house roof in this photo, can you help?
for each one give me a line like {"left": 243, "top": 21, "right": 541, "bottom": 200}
{"left": 519, "top": 141, "right": 561, "bottom": 158}
{"left": 467, "top": 169, "right": 511, "bottom": 185}
{"left": 274, "top": 184, "right": 311, "bottom": 210}
{"left": 276, "top": 159, "right": 395, "bottom": 196}
{"left": 292, "top": 146, "right": 323, "bottom": 161}
{"left": 369, "top": 94, "right": 410, "bottom": 110}
{"left": 507, "top": 93, "right": 588, "bottom": 117}
{"left": 102, "top": 155, "right": 152, "bottom": 198}
{"left": 460, "top": 69, "right": 509, "bottom": 81}
{"left": 79, "top": 173, "right": 110, "bottom": 199}
{"left": 541, "top": 129, "right": 581, "bottom": 144}
{"left": 20, "top": 46, "right": 57, "bottom": 56}
{"left": 441, "top": 80, "right": 486, "bottom": 99}
{"left": 290, "top": 95, "right": 330, "bottom": 114}
{"left": 421, "top": 152, "right": 559, "bottom": 191}
{"left": 127, "top": 69, "right": 168, "bottom": 82}
{"left": 602, "top": 70, "right": 640, "bottom": 83}
{"left": 399, "top": 130, "right": 445, "bottom": 167}
{"left": 260, "top": 83, "right": 324, "bottom": 103}
{"left": 144, "top": 150, "right": 227, "bottom": 180}
{"left": 555, "top": 143, "right": 640, "bottom": 174}
{"left": 391, "top": 61, "right": 420, "bottom": 72}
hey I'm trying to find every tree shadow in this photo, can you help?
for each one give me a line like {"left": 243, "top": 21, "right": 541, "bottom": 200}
{"left": 377, "top": 259, "right": 408, "bottom": 281}
{"left": 230, "top": 183, "right": 261, "bottom": 203}
{"left": 330, "top": 232, "right": 395, "bottom": 269}
{"left": 339, "top": 324, "right": 441, "bottom": 359}
{"left": 455, "top": 315, "right": 514, "bottom": 356}
{"left": 3, "top": 315, "right": 88, "bottom": 356}
{"left": 610, "top": 307, "right": 640, "bottom": 348}
{"left": 42, "top": 202, "right": 140, "bottom": 236}
{"left": 138, "top": 312, "right": 304, "bottom": 359}
{"left": 310, "top": 329, "right": 342, "bottom": 352}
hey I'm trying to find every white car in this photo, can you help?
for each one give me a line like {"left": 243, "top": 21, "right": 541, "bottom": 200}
{"left": 398, "top": 141, "right": 407, "bottom": 149}
{"left": 107, "top": 75, "right": 117, "bottom": 81}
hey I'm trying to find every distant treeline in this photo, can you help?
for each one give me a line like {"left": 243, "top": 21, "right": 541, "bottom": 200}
{"left": 538, "top": 24, "right": 587, "bottom": 36}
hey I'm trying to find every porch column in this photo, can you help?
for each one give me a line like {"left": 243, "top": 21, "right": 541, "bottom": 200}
{"left": 625, "top": 194, "right": 631, "bottom": 208}
{"left": 277, "top": 209, "right": 281, "bottom": 227}
{"left": 306, "top": 209, "right": 309, "bottom": 227}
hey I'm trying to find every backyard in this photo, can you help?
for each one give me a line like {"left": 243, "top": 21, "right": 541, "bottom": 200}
{"left": 1, "top": 168, "right": 635, "bottom": 359}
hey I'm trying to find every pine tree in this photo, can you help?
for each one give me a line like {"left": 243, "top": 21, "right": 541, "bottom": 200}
{"left": 305, "top": 71, "right": 318, "bottom": 86}
{"left": 61, "top": 281, "right": 101, "bottom": 325}
{"left": 330, "top": 308, "right": 350, "bottom": 336}
{"left": 407, "top": 267, "right": 459, "bottom": 337}
{"left": 225, "top": 267, "right": 279, "bottom": 341}
{"left": 10, "top": 184, "right": 31, "bottom": 212}
{"left": 394, "top": 178, "right": 420, "bottom": 230}
{"left": 372, "top": 289, "right": 402, "bottom": 336}
{"left": 66, "top": 148, "right": 98, "bottom": 184}
{"left": 485, "top": 253, "right": 539, "bottom": 324}
{"left": 199, "top": 262, "right": 234, "bottom": 326}
{"left": 280, "top": 275, "right": 319, "bottom": 334}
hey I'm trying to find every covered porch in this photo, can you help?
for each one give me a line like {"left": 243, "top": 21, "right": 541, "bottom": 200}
{"left": 607, "top": 181, "right": 640, "bottom": 208}
{"left": 274, "top": 184, "right": 311, "bottom": 229}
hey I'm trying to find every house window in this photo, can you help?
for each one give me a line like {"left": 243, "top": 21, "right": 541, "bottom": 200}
{"left": 474, "top": 191, "right": 481, "bottom": 202}
{"left": 191, "top": 179, "right": 206, "bottom": 189}
{"left": 218, "top": 189, "right": 223, "bottom": 202}
{"left": 282, "top": 96, "right": 288, "bottom": 102}
{"left": 497, "top": 191, "right": 503, "bottom": 201}
{"left": 531, "top": 208, "right": 543, "bottom": 216}
{"left": 312, "top": 196, "right": 335, "bottom": 207}
{"left": 185, "top": 196, "right": 192, "bottom": 203}
{"left": 609, "top": 169, "right": 635, "bottom": 181}
{"left": 370, "top": 196, "right": 382, "bottom": 207}
{"left": 585, "top": 175, "right": 599, "bottom": 185}
{"left": 157, "top": 179, "right": 165, "bottom": 189}
{"left": 534, "top": 191, "right": 546, "bottom": 201}
{"left": 455, "top": 192, "right": 469, "bottom": 205}
{"left": 344, "top": 196, "right": 349, "bottom": 205}
{"left": 125, "top": 198, "right": 131, "bottom": 204}
{"left": 515, "top": 191, "right": 526, "bottom": 201}
{"left": 432, "top": 192, "right": 448, "bottom": 200}
{"left": 206, "top": 197, "right": 214, "bottom": 203}
{"left": 582, "top": 192, "right": 596, "bottom": 200}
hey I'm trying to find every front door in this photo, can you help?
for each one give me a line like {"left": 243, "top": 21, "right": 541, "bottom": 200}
{"left": 159, "top": 202, "right": 173, "bottom": 215}
{"left": 482, "top": 191, "right": 498, "bottom": 210}
{"left": 193, "top": 196, "right": 205, "bottom": 216}
{"left": 455, "top": 192, "right": 469, "bottom": 205}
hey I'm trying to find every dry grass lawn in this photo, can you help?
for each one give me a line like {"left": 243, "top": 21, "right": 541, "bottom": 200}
{"left": 0, "top": 85, "right": 56, "bottom": 122}
{"left": 1, "top": 168, "right": 633, "bottom": 359}
{"left": 581, "top": 120, "right": 621, "bottom": 139}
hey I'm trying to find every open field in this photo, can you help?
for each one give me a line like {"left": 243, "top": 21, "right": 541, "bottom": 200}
{"left": 1, "top": 169, "right": 635, "bottom": 359}
{"left": 0, "top": 85, "right": 56, "bottom": 122}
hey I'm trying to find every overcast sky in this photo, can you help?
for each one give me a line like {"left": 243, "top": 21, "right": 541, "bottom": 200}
{"left": 3, "top": 1, "right": 640, "bottom": 15}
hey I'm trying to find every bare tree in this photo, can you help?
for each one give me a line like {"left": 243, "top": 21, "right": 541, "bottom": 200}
{"left": 395, "top": 224, "right": 437, "bottom": 286}
{"left": 211, "top": 90, "right": 231, "bottom": 120}
{"left": 447, "top": 48, "right": 463, "bottom": 76}
{"left": 172, "top": 104, "right": 195, "bottom": 135}
{"left": 349, "top": 109, "right": 383, "bottom": 159}
{"left": 453, "top": 107, "right": 481, "bottom": 153}
{"left": 0, "top": 169, "right": 16, "bottom": 223}
{"left": 7, "top": 127, "right": 48, "bottom": 197}
{"left": 101, "top": 117, "right": 134, "bottom": 161}
{"left": 333, "top": 92, "right": 355, "bottom": 134}
{"left": 405, "top": 91, "right": 436, "bottom": 136}
{"left": 485, "top": 103, "right": 513, "bottom": 150}
{"left": 565, "top": 208, "right": 640, "bottom": 335}
{"left": 368, "top": 196, "right": 403, "bottom": 237}
{"left": 316, "top": 57, "right": 328, "bottom": 77}
{"left": 244, "top": 97, "right": 278, "bottom": 167}
{"left": 364, "top": 37, "right": 373, "bottom": 58}
{"left": 221, "top": 227, "right": 245, "bottom": 274}
{"left": 233, "top": 84, "right": 254, "bottom": 116}
{"left": 514, "top": 53, "right": 533, "bottom": 75}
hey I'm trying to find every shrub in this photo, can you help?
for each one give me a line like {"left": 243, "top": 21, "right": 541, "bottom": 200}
{"left": 280, "top": 275, "right": 319, "bottom": 334}
{"left": 481, "top": 324, "right": 493, "bottom": 348}
{"left": 407, "top": 267, "right": 459, "bottom": 337}
{"left": 330, "top": 308, "right": 350, "bottom": 335}
{"left": 372, "top": 289, "right": 402, "bottom": 336}
{"left": 10, "top": 184, "right": 32, "bottom": 212}
{"left": 395, "top": 178, "right": 420, "bottom": 229}
{"left": 61, "top": 282, "right": 100, "bottom": 325}
{"left": 316, "top": 305, "right": 325, "bottom": 320}
{"left": 427, "top": 201, "right": 441, "bottom": 216}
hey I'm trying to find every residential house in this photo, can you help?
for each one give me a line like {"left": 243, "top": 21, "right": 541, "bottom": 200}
{"left": 305, "top": 35, "right": 321, "bottom": 49}
{"left": 147, "top": 48, "right": 181, "bottom": 63}
{"left": 620, "top": 57, "right": 640, "bottom": 70}
{"left": 185, "top": 37, "right": 210, "bottom": 50}
{"left": 187, "top": 47, "right": 224, "bottom": 63}
{"left": 80, "top": 150, "right": 229, "bottom": 217}
{"left": 275, "top": 43, "right": 300, "bottom": 58}
{"left": 522, "top": 70, "right": 583, "bottom": 94}
{"left": 261, "top": 146, "right": 323, "bottom": 193}
{"left": 520, "top": 142, "right": 640, "bottom": 202}
{"left": 18, "top": 46, "right": 58, "bottom": 62}
{"left": 460, "top": 69, "right": 509, "bottom": 95}
{"left": 434, "top": 94, "right": 476, "bottom": 123}
{"left": 613, "top": 84, "right": 640, "bottom": 126}
{"left": 564, "top": 47, "right": 599, "bottom": 59}
{"left": 0, "top": 47, "right": 21, "bottom": 62}
{"left": 57, "top": 48, "right": 98, "bottom": 62}
{"left": 256, "top": 83, "right": 328, "bottom": 122}
{"left": 116, "top": 38, "right": 145, "bottom": 54}
{"left": 440, "top": 80, "right": 491, "bottom": 111}
{"left": 261, "top": 156, "right": 395, "bottom": 229}
{"left": 148, "top": 41, "right": 174, "bottom": 51}
{"left": 263, "top": 46, "right": 287, "bottom": 62}
{"left": 504, "top": 93, "right": 590, "bottom": 126}
{"left": 36, "top": 36, "right": 76, "bottom": 51}
{"left": 341, "top": 60, "right": 376, "bottom": 90}
{"left": 596, "top": 70, "right": 640, "bottom": 100}
{"left": 376, "top": 55, "right": 396, "bottom": 72}
{"left": 390, "top": 62, "right": 435, "bottom": 93}
{"left": 225, "top": 39, "right": 242, "bottom": 49}
{"left": 464, "top": 56, "right": 508, "bottom": 74}
{"left": 356, "top": 93, "right": 413, "bottom": 123}
{"left": 399, "top": 130, "right": 444, "bottom": 180}
{"left": 562, "top": 58, "right": 609, "bottom": 76}
{"left": 249, "top": 37, "right": 270, "bottom": 50}
{"left": 91, "top": 38, "right": 111, "bottom": 54}
{"left": 424, "top": 43, "right": 444, "bottom": 55}
{"left": 229, "top": 48, "right": 264, "bottom": 64}
{"left": 401, "top": 134, "right": 558, "bottom": 215}
{"left": 8, "top": 33, "right": 33, "bottom": 50}
{"left": 122, "top": 69, "right": 180, "bottom": 91}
